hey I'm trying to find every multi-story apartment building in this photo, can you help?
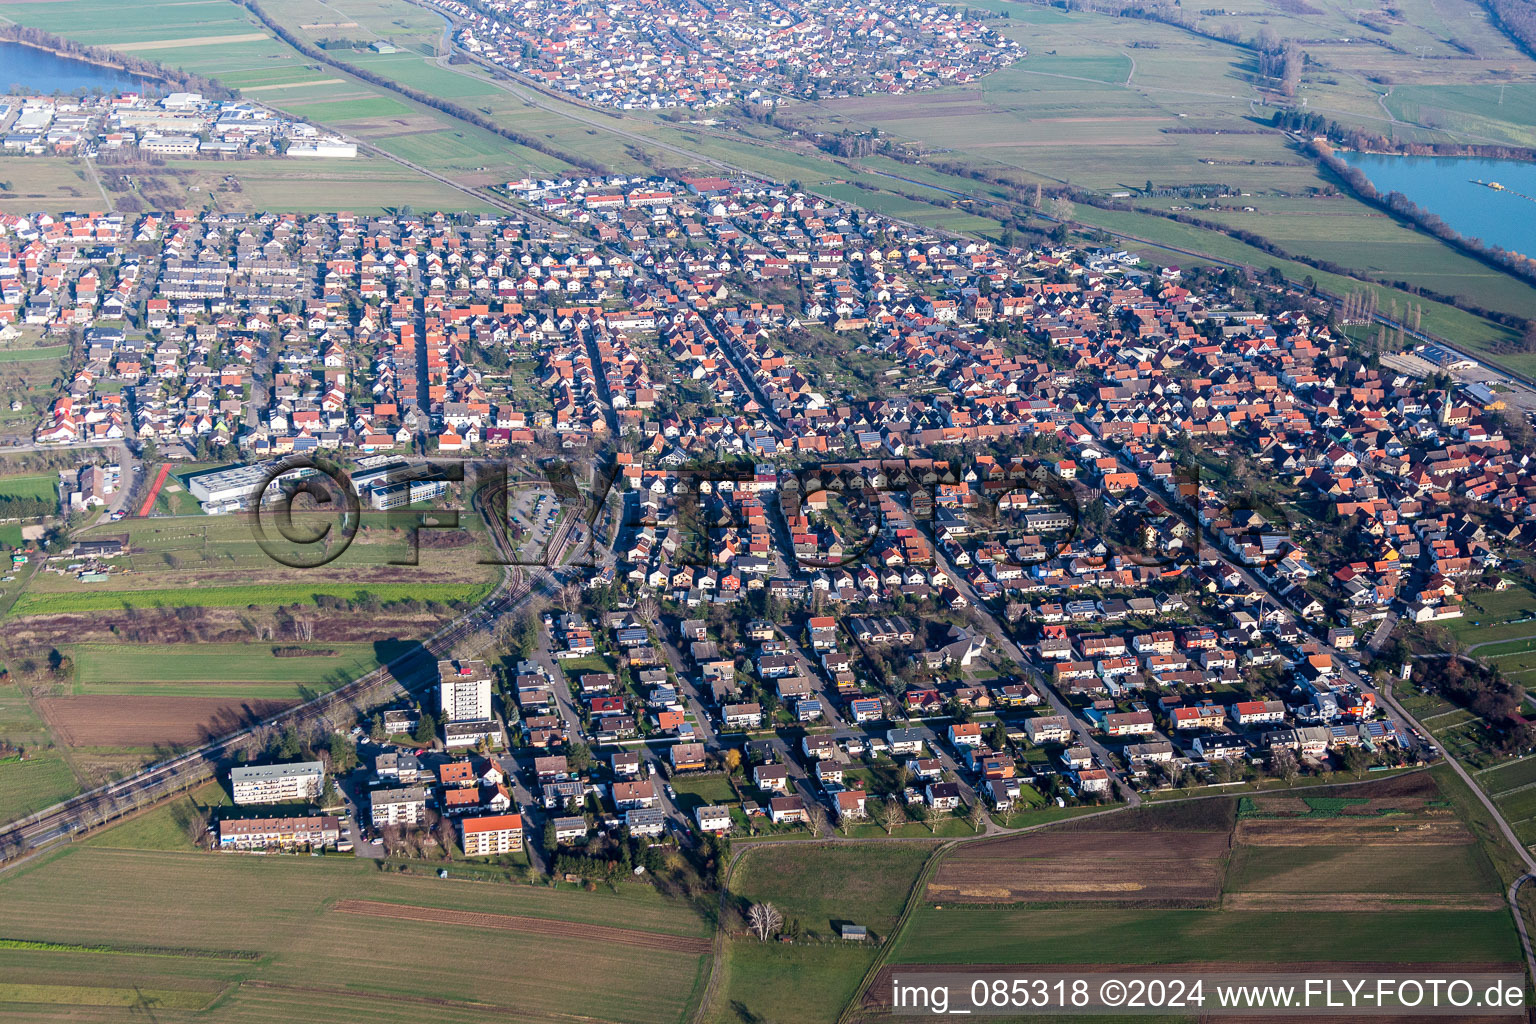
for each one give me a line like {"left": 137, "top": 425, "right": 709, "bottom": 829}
{"left": 438, "top": 659, "right": 492, "bottom": 724}
{"left": 460, "top": 813, "right": 524, "bottom": 856}
{"left": 217, "top": 815, "right": 340, "bottom": 851}
{"left": 370, "top": 786, "right": 427, "bottom": 826}
{"left": 229, "top": 761, "right": 325, "bottom": 805}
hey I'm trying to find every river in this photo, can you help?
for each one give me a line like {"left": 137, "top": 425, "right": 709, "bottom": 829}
{"left": 1, "top": 40, "right": 150, "bottom": 95}
{"left": 1339, "top": 151, "right": 1536, "bottom": 259}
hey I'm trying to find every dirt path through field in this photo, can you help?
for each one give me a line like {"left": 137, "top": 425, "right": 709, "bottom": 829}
{"left": 331, "top": 899, "right": 711, "bottom": 953}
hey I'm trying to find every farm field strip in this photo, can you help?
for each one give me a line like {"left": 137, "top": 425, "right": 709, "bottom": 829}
{"left": 880, "top": 776, "right": 1521, "bottom": 997}
{"left": 0, "top": 844, "right": 711, "bottom": 1024}
{"left": 1475, "top": 754, "right": 1536, "bottom": 779}
{"left": 331, "top": 899, "right": 712, "bottom": 952}
{"left": 10, "top": 580, "right": 495, "bottom": 616}
{"left": 67, "top": 642, "right": 394, "bottom": 689}
{"left": 1488, "top": 778, "right": 1536, "bottom": 800}
{"left": 1422, "top": 707, "right": 1478, "bottom": 725}
{"left": 926, "top": 829, "right": 1229, "bottom": 904}
{"left": 887, "top": 905, "right": 1522, "bottom": 965}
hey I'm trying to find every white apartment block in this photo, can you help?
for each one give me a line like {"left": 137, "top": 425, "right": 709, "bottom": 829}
{"left": 370, "top": 786, "right": 427, "bottom": 826}
{"left": 460, "top": 814, "right": 524, "bottom": 856}
{"left": 230, "top": 761, "right": 324, "bottom": 805}
{"left": 438, "top": 659, "right": 492, "bottom": 723}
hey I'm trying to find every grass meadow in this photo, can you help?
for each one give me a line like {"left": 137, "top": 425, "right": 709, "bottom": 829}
{"left": 706, "top": 841, "right": 934, "bottom": 1024}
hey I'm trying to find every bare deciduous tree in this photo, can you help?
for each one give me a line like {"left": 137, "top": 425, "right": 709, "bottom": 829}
{"left": 875, "top": 798, "right": 903, "bottom": 835}
{"left": 1270, "top": 746, "right": 1300, "bottom": 786}
{"left": 966, "top": 799, "right": 987, "bottom": 833}
{"left": 803, "top": 799, "right": 828, "bottom": 837}
{"left": 747, "top": 901, "right": 783, "bottom": 941}
{"left": 636, "top": 594, "right": 659, "bottom": 623}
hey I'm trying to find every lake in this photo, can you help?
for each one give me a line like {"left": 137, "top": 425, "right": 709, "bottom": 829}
{"left": 1339, "top": 151, "right": 1536, "bottom": 259}
{"left": 0, "top": 40, "right": 149, "bottom": 95}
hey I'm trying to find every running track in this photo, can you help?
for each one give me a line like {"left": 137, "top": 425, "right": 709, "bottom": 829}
{"left": 137, "top": 463, "right": 170, "bottom": 517}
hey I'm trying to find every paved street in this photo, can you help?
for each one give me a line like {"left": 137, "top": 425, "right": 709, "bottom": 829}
{"left": 925, "top": 519, "right": 1141, "bottom": 806}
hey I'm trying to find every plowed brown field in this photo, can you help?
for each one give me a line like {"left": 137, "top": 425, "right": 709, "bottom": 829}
{"left": 926, "top": 830, "right": 1230, "bottom": 903}
{"left": 38, "top": 696, "right": 293, "bottom": 747}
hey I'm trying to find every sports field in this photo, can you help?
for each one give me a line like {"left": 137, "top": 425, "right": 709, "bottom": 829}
{"left": 9, "top": 512, "right": 499, "bottom": 617}
{"left": 0, "top": 474, "right": 56, "bottom": 503}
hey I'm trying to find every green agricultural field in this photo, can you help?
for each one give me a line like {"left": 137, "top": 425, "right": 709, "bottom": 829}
{"left": 1477, "top": 755, "right": 1536, "bottom": 795}
{"left": 65, "top": 642, "right": 412, "bottom": 698}
{"left": 0, "top": 691, "right": 77, "bottom": 823}
{"left": 0, "top": 841, "right": 712, "bottom": 1024}
{"left": 1493, "top": 786, "right": 1536, "bottom": 826}
{"left": 170, "top": 156, "right": 502, "bottom": 214}
{"left": 346, "top": 52, "right": 507, "bottom": 99}
{"left": 1386, "top": 84, "right": 1536, "bottom": 146}
{"left": 1191, "top": 199, "right": 1536, "bottom": 322}
{"left": 0, "top": 0, "right": 259, "bottom": 47}
{"left": 0, "top": 754, "right": 79, "bottom": 826}
{"left": 1223, "top": 843, "right": 1501, "bottom": 894}
{"left": 84, "top": 781, "right": 230, "bottom": 852}
{"left": 10, "top": 580, "right": 493, "bottom": 616}
{"left": 889, "top": 906, "right": 1519, "bottom": 965}
{"left": 1478, "top": 638, "right": 1536, "bottom": 659}
{"left": 284, "top": 96, "right": 416, "bottom": 121}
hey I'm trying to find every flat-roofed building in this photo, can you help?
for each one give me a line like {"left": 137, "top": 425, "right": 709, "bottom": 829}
{"left": 438, "top": 658, "right": 492, "bottom": 725}
{"left": 230, "top": 761, "right": 324, "bottom": 805}
{"left": 460, "top": 813, "right": 523, "bottom": 856}
{"left": 370, "top": 786, "right": 427, "bottom": 826}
